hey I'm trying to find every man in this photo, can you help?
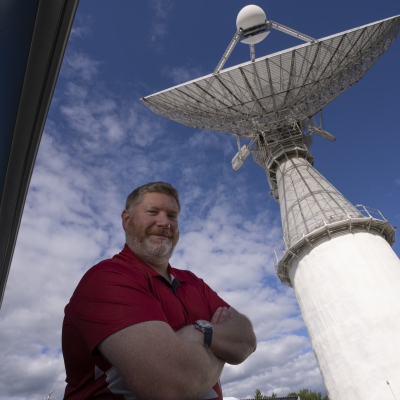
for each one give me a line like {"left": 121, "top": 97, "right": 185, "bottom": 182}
{"left": 62, "top": 182, "right": 257, "bottom": 400}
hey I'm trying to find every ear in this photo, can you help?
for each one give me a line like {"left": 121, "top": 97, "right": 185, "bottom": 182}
{"left": 121, "top": 209, "right": 130, "bottom": 230}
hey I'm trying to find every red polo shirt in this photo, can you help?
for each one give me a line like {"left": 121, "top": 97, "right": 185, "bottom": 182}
{"left": 62, "top": 244, "right": 229, "bottom": 399}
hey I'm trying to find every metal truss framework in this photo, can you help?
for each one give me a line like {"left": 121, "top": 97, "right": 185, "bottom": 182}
{"left": 142, "top": 16, "right": 400, "bottom": 145}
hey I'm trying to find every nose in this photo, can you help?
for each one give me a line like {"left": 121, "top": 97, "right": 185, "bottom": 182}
{"left": 155, "top": 212, "right": 171, "bottom": 228}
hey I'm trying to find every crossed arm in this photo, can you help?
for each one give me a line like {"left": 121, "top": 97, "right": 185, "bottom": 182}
{"left": 98, "top": 307, "right": 256, "bottom": 400}
{"left": 176, "top": 306, "right": 256, "bottom": 365}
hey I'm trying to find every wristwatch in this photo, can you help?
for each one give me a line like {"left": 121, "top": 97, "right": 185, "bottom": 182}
{"left": 194, "top": 320, "right": 214, "bottom": 348}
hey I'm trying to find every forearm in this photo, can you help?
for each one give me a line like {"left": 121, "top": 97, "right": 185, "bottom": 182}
{"left": 99, "top": 321, "right": 224, "bottom": 400}
{"left": 210, "top": 310, "right": 257, "bottom": 365}
{"left": 174, "top": 337, "right": 225, "bottom": 399}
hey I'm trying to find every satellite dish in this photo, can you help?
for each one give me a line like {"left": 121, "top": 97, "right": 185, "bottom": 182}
{"left": 236, "top": 5, "right": 269, "bottom": 44}
{"left": 142, "top": 15, "right": 400, "bottom": 140}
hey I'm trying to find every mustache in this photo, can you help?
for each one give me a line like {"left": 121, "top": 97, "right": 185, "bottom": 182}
{"left": 146, "top": 228, "right": 174, "bottom": 238}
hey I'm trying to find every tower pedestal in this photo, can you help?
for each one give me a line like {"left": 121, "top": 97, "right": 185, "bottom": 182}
{"left": 271, "top": 155, "right": 399, "bottom": 400}
{"left": 291, "top": 231, "right": 400, "bottom": 400}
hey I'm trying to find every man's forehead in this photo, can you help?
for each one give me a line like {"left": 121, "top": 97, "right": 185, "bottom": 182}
{"left": 141, "top": 192, "right": 179, "bottom": 210}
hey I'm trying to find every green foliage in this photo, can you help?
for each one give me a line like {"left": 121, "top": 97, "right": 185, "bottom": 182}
{"left": 287, "top": 388, "right": 329, "bottom": 400}
{"left": 254, "top": 389, "right": 266, "bottom": 399}
{"left": 254, "top": 389, "right": 277, "bottom": 399}
{"left": 254, "top": 387, "right": 328, "bottom": 400}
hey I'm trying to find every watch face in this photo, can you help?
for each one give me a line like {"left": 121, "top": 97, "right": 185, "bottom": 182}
{"left": 195, "top": 320, "right": 213, "bottom": 329}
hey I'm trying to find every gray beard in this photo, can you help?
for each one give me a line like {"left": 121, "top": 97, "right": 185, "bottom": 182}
{"left": 127, "top": 234, "right": 175, "bottom": 266}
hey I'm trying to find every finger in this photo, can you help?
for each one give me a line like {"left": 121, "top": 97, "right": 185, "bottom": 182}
{"left": 220, "top": 307, "right": 230, "bottom": 321}
{"left": 221, "top": 307, "right": 229, "bottom": 321}
{"left": 215, "top": 307, "right": 229, "bottom": 323}
{"left": 211, "top": 307, "right": 223, "bottom": 324}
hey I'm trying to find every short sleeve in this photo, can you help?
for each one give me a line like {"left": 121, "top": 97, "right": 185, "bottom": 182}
{"left": 182, "top": 270, "right": 230, "bottom": 316}
{"left": 67, "top": 263, "right": 168, "bottom": 353}
{"left": 200, "top": 279, "right": 230, "bottom": 314}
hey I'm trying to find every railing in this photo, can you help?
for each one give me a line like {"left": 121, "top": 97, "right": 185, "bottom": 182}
{"left": 273, "top": 204, "right": 394, "bottom": 270}
{"left": 355, "top": 204, "right": 388, "bottom": 221}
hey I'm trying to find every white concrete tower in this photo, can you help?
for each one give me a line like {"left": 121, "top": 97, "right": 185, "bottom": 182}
{"left": 267, "top": 141, "right": 400, "bottom": 400}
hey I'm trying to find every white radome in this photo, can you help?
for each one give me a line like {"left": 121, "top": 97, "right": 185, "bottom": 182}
{"left": 236, "top": 4, "right": 269, "bottom": 44}
{"left": 236, "top": 4, "right": 266, "bottom": 30}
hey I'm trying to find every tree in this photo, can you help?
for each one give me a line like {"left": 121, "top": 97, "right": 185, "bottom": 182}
{"left": 287, "top": 388, "right": 329, "bottom": 400}
{"left": 254, "top": 389, "right": 267, "bottom": 399}
{"left": 254, "top": 389, "right": 277, "bottom": 399}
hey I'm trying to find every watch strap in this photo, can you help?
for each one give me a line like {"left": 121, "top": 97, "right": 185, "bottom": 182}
{"left": 194, "top": 320, "right": 213, "bottom": 348}
{"left": 204, "top": 329, "right": 212, "bottom": 347}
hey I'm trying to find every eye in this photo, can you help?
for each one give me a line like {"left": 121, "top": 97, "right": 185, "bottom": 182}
{"left": 147, "top": 210, "right": 158, "bottom": 215}
{"left": 168, "top": 214, "right": 178, "bottom": 220}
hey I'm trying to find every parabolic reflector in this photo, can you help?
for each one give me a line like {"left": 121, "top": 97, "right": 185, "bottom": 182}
{"left": 141, "top": 15, "right": 400, "bottom": 138}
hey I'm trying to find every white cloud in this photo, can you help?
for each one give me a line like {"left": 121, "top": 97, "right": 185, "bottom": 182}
{"left": 222, "top": 351, "right": 324, "bottom": 398}
{"left": 163, "top": 65, "right": 204, "bottom": 85}
{"left": 149, "top": 0, "right": 174, "bottom": 19}
{"left": 151, "top": 22, "right": 168, "bottom": 42}
{"left": 148, "top": 0, "right": 174, "bottom": 44}
{"left": 69, "top": 14, "right": 92, "bottom": 39}
{"left": 62, "top": 51, "right": 101, "bottom": 82}
{"left": 70, "top": 25, "right": 91, "bottom": 40}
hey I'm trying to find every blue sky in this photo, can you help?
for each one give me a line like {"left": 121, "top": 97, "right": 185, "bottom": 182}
{"left": 1, "top": 1, "right": 399, "bottom": 399}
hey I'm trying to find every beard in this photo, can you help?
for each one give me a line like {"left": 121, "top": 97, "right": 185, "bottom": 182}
{"left": 126, "top": 223, "right": 179, "bottom": 266}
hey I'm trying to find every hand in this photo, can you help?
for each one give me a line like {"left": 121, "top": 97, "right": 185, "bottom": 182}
{"left": 209, "top": 307, "right": 257, "bottom": 365}
{"left": 211, "top": 306, "right": 231, "bottom": 324}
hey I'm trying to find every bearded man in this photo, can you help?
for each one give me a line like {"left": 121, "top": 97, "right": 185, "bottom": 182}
{"left": 62, "top": 182, "right": 257, "bottom": 400}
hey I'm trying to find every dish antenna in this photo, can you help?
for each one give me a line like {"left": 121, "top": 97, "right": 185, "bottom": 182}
{"left": 141, "top": 6, "right": 400, "bottom": 400}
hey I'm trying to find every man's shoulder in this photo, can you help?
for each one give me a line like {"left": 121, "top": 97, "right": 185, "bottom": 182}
{"left": 87, "top": 246, "right": 148, "bottom": 275}
{"left": 90, "top": 255, "right": 132, "bottom": 272}
{"left": 76, "top": 250, "right": 149, "bottom": 292}
{"left": 65, "top": 250, "right": 156, "bottom": 315}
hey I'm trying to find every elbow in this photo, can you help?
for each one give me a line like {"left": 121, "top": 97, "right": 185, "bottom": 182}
{"left": 250, "top": 332, "right": 257, "bottom": 352}
{"left": 224, "top": 347, "right": 254, "bottom": 365}
{"left": 223, "top": 354, "right": 246, "bottom": 365}
{"left": 247, "top": 326, "right": 257, "bottom": 354}
{"left": 228, "top": 334, "right": 257, "bottom": 365}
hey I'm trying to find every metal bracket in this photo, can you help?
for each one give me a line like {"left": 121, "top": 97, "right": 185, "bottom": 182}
{"left": 268, "top": 20, "right": 316, "bottom": 43}
{"left": 214, "top": 19, "right": 315, "bottom": 75}
{"left": 214, "top": 30, "right": 242, "bottom": 75}
{"left": 250, "top": 44, "right": 255, "bottom": 62}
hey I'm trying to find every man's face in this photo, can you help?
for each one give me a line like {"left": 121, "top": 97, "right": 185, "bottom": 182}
{"left": 122, "top": 192, "right": 180, "bottom": 264}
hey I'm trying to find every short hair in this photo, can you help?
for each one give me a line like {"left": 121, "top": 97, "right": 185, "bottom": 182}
{"left": 125, "top": 182, "right": 181, "bottom": 213}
